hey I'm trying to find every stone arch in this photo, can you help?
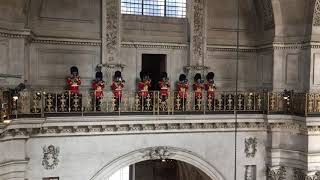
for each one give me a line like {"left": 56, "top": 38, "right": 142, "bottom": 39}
{"left": 89, "top": 146, "right": 225, "bottom": 180}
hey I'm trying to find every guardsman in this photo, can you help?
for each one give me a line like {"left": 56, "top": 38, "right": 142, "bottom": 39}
{"left": 192, "top": 73, "right": 204, "bottom": 99}
{"left": 177, "top": 74, "right": 188, "bottom": 99}
{"left": 92, "top": 71, "right": 105, "bottom": 99}
{"left": 138, "top": 71, "right": 151, "bottom": 97}
{"left": 67, "top": 66, "right": 81, "bottom": 94}
{"left": 205, "top": 72, "right": 216, "bottom": 99}
{"left": 158, "top": 72, "right": 170, "bottom": 99}
{"left": 112, "top": 71, "right": 125, "bottom": 100}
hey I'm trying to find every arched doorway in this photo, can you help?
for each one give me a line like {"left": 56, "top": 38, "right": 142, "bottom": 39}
{"left": 89, "top": 146, "right": 224, "bottom": 180}
{"left": 107, "top": 159, "right": 211, "bottom": 180}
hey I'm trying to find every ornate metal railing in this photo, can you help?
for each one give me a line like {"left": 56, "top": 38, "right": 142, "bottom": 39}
{"left": 2, "top": 89, "right": 320, "bottom": 120}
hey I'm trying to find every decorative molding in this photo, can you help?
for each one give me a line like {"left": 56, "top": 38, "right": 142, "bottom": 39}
{"left": 245, "top": 137, "right": 257, "bottom": 158}
{"left": 0, "top": 28, "right": 31, "bottom": 39}
{"left": 42, "top": 145, "right": 60, "bottom": 170}
{"left": 31, "top": 37, "right": 101, "bottom": 46}
{"left": 141, "top": 146, "right": 175, "bottom": 160}
{"left": 314, "top": 0, "right": 320, "bottom": 26}
{"left": 0, "top": 120, "right": 310, "bottom": 139}
{"left": 121, "top": 42, "right": 188, "bottom": 49}
{"left": 267, "top": 166, "right": 286, "bottom": 180}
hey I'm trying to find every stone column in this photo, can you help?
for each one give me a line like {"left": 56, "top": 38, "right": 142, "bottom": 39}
{"left": 102, "top": 0, "right": 123, "bottom": 83}
{"left": 185, "top": 0, "right": 208, "bottom": 81}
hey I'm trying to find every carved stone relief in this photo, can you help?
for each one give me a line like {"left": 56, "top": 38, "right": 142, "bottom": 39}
{"left": 261, "top": 0, "right": 275, "bottom": 30}
{"left": 141, "top": 146, "right": 175, "bottom": 160}
{"left": 267, "top": 166, "right": 286, "bottom": 180}
{"left": 190, "top": 0, "right": 206, "bottom": 66}
{"left": 42, "top": 145, "right": 60, "bottom": 170}
{"left": 314, "top": 0, "right": 320, "bottom": 26}
{"left": 105, "top": 0, "right": 119, "bottom": 63}
{"left": 245, "top": 137, "right": 257, "bottom": 158}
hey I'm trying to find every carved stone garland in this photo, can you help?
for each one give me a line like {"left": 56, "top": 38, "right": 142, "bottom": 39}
{"left": 314, "top": 0, "right": 320, "bottom": 26}
{"left": 192, "top": 0, "right": 205, "bottom": 64}
{"left": 105, "top": 0, "right": 120, "bottom": 63}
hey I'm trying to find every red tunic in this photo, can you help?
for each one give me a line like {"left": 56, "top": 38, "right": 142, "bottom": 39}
{"left": 112, "top": 81, "right": 124, "bottom": 98}
{"left": 138, "top": 81, "right": 151, "bottom": 97}
{"left": 92, "top": 80, "right": 105, "bottom": 98}
{"left": 67, "top": 76, "right": 81, "bottom": 94}
{"left": 158, "top": 80, "right": 170, "bottom": 97}
{"left": 177, "top": 82, "right": 188, "bottom": 98}
{"left": 205, "top": 82, "right": 216, "bottom": 98}
{"left": 193, "top": 82, "right": 204, "bottom": 98}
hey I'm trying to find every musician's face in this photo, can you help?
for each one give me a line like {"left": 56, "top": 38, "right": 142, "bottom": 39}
{"left": 197, "top": 79, "right": 201, "bottom": 83}
{"left": 72, "top": 72, "right": 78, "bottom": 76}
{"left": 97, "top": 77, "right": 101, "bottom": 81}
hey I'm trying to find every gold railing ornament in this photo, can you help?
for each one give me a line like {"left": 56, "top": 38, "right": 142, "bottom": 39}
{"left": 30, "top": 92, "right": 41, "bottom": 113}
{"left": 5, "top": 89, "right": 319, "bottom": 117}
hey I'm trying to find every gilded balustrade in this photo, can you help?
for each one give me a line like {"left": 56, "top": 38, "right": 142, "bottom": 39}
{"left": 3, "top": 90, "right": 320, "bottom": 119}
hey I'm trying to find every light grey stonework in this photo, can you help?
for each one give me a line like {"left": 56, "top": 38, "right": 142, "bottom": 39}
{"left": 1, "top": 0, "right": 320, "bottom": 180}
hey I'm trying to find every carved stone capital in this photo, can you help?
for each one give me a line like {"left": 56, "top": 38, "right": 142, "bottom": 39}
{"left": 267, "top": 166, "right": 286, "bottom": 180}
{"left": 306, "top": 171, "right": 320, "bottom": 180}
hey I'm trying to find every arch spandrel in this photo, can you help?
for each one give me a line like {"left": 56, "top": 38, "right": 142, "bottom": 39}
{"left": 89, "top": 146, "right": 225, "bottom": 180}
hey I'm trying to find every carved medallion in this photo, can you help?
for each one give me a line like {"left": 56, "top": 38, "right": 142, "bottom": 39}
{"left": 42, "top": 145, "right": 60, "bottom": 170}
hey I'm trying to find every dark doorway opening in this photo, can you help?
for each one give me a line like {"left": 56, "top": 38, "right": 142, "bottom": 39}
{"left": 142, "top": 54, "right": 166, "bottom": 91}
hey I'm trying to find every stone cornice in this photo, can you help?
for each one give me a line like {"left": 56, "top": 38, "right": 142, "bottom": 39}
{"left": 0, "top": 114, "right": 312, "bottom": 140}
{"left": 31, "top": 37, "right": 102, "bottom": 46}
{"left": 0, "top": 27, "right": 31, "bottom": 39}
{"left": 121, "top": 42, "right": 188, "bottom": 49}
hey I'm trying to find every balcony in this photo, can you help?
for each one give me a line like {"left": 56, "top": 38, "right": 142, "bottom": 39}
{"left": 1, "top": 89, "right": 318, "bottom": 120}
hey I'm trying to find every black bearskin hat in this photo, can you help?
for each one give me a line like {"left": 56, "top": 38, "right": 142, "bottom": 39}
{"left": 161, "top": 72, "right": 168, "bottom": 79}
{"left": 206, "top": 72, "right": 215, "bottom": 81}
{"left": 96, "top": 71, "right": 103, "bottom": 80}
{"left": 115, "top": 71, "right": 122, "bottom": 78}
{"left": 70, "top": 66, "right": 78, "bottom": 74}
{"left": 140, "top": 71, "right": 145, "bottom": 80}
{"left": 179, "top": 74, "right": 186, "bottom": 81}
{"left": 194, "top": 73, "right": 201, "bottom": 81}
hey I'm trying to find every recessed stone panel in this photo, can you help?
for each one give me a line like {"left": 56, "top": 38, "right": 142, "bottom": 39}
{"left": 0, "top": 40, "right": 9, "bottom": 75}
{"left": 37, "top": 49, "right": 97, "bottom": 82}
{"left": 285, "top": 54, "right": 300, "bottom": 85}
{"left": 313, "top": 53, "right": 320, "bottom": 85}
